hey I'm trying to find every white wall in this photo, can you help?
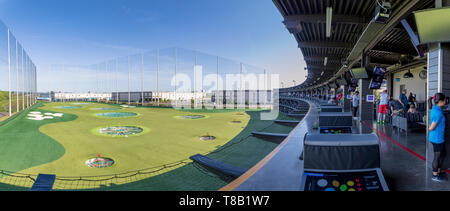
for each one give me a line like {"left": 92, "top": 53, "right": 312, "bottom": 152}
{"left": 392, "top": 66, "right": 427, "bottom": 102}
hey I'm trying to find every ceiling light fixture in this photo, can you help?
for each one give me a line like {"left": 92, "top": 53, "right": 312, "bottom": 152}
{"left": 403, "top": 68, "right": 414, "bottom": 79}
{"left": 326, "top": 7, "right": 333, "bottom": 38}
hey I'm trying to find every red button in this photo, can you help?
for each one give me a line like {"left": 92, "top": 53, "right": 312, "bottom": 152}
{"left": 357, "top": 188, "right": 362, "bottom": 191}
{"left": 356, "top": 179, "right": 360, "bottom": 182}
{"left": 357, "top": 183, "right": 361, "bottom": 187}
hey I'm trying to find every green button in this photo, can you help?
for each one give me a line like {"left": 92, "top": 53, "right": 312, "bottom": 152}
{"left": 340, "top": 184, "right": 348, "bottom": 191}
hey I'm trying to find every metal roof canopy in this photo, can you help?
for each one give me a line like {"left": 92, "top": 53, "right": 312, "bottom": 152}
{"left": 273, "top": 0, "right": 434, "bottom": 91}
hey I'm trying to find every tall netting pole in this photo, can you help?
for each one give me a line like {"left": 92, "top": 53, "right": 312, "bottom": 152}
{"left": 62, "top": 64, "right": 65, "bottom": 103}
{"left": 32, "top": 64, "right": 34, "bottom": 105}
{"left": 31, "top": 63, "right": 33, "bottom": 105}
{"left": 240, "top": 62, "right": 243, "bottom": 109}
{"left": 157, "top": 49, "right": 160, "bottom": 106}
{"left": 15, "top": 40, "right": 19, "bottom": 112}
{"left": 25, "top": 55, "right": 28, "bottom": 107}
{"left": 7, "top": 28, "right": 11, "bottom": 116}
{"left": 174, "top": 48, "right": 177, "bottom": 108}
{"left": 194, "top": 51, "right": 197, "bottom": 108}
{"left": 35, "top": 64, "right": 36, "bottom": 104}
{"left": 105, "top": 62, "right": 108, "bottom": 103}
{"left": 29, "top": 57, "right": 31, "bottom": 106}
{"left": 128, "top": 56, "right": 130, "bottom": 105}
{"left": 21, "top": 47, "right": 24, "bottom": 110}
{"left": 35, "top": 65, "right": 37, "bottom": 104}
{"left": 28, "top": 56, "right": 30, "bottom": 107}
{"left": 141, "top": 52, "right": 144, "bottom": 106}
{"left": 95, "top": 64, "right": 100, "bottom": 102}
{"left": 115, "top": 57, "right": 119, "bottom": 105}
{"left": 217, "top": 56, "right": 220, "bottom": 109}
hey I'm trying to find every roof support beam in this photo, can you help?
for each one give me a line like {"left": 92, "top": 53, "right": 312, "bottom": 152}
{"left": 316, "top": 0, "right": 425, "bottom": 88}
{"left": 283, "top": 14, "right": 370, "bottom": 27}
{"left": 298, "top": 41, "right": 352, "bottom": 49}
{"left": 307, "top": 64, "right": 340, "bottom": 70}
{"left": 304, "top": 56, "right": 342, "bottom": 63}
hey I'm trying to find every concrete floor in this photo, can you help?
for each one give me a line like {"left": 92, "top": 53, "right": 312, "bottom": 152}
{"left": 368, "top": 120, "right": 450, "bottom": 191}
{"left": 235, "top": 100, "right": 450, "bottom": 191}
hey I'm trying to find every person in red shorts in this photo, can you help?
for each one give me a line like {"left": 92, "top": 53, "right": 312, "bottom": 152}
{"left": 337, "top": 91, "right": 342, "bottom": 106}
{"left": 378, "top": 89, "right": 389, "bottom": 125}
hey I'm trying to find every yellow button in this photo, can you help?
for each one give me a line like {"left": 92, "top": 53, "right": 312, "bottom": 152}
{"left": 348, "top": 188, "right": 356, "bottom": 191}
{"left": 347, "top": 181, "right": 355, "bottom": 186}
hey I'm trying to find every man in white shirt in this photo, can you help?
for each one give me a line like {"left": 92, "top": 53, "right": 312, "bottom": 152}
{"left": 378, "top": 90, "right": 389, "bottom": 125}
{"left": 352, "top": 91, "right": 359, "bottom": 120}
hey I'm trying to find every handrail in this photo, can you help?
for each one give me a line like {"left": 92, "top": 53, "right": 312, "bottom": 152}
{"left": 219, "top": 99, "right": 312, "bottom": 191}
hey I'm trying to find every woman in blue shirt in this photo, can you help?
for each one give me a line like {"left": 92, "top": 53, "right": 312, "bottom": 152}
{"left": 428, "top": 93, "right": 447, "bottom": 182}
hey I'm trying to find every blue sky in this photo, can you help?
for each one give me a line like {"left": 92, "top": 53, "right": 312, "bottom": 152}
{"left": 0, "top": 0, "right": 307, "bottom": 91}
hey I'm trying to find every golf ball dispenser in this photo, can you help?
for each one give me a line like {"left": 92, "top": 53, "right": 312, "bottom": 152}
{"left": 319, "top": 112, "right": 353, "bottom": 134}
{"left": 320, "top": 105, "right": 343, "bottom": 113}
{"left": 302, "top": 133, "right": 388, "bottom": 191}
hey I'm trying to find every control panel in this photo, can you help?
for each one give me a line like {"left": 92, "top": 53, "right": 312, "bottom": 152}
{"left": 301, "top": 169, "right": 389, "bottom": 191}
{"left": 319, "top": 126, "right": 352, "bottom": 134}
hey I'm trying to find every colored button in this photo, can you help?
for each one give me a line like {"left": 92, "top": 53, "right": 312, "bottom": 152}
{"left": 325, "top": 187, "right": 336, "bottom": 191}
{"left": 317, "top": 179, "right": 328, "bottom": 188}
{"left": 347, "top": 181, "right": 355, "bottom": 186}
{"left": 348, "top": 188, "right": 356, "bottom": 191}
{"left": 340, "top": 185, "right": 348, "bottom": 191}
{"left": 332, "top": 180, "right": 340, "bottom": 187}
{"left": 357, "top": 188, "right": 362, "bottom": 191}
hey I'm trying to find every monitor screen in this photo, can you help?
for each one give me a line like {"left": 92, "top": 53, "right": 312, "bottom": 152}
{"left": 348, "top": 86, "right": 356, "bottom": 93}
{"left": 414, "top": 7, "right": 450, "bottom": 44}
{"left": 350, "top": 67, "right": 369, "bottom": 79}
{"left": 350, "top": 79, "right": 359, "bottom": 87}
{"left": 369, "top": 67, "right": 386, "bottom": 90}
{"left": 369, "top": 79, "right": 383, "bottom": 89}
{"left": 372, "top": 66, "right": 386, "bottom": 77}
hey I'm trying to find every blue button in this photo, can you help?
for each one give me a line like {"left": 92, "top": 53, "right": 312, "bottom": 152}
{"left": 325, "top": 187, "right": 336, "bottom": 191}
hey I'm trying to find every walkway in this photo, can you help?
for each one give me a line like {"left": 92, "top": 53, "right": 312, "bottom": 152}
{"left": 223, "top": 99, "right": 450, "bottom": 191}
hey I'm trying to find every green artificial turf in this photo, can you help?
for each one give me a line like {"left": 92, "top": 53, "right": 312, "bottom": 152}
{"left": 0, "top": 101, "right": 300, "bottom": 191}
{"left": 0, "top": 102, "right": 76, "bottom": 174}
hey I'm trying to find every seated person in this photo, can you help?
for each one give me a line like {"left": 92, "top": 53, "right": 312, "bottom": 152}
{"left": 408, "top": 104, "right": 418, "bottom": 114}
{"left": 389, "top": 97, "right": 404, "bottom": 116}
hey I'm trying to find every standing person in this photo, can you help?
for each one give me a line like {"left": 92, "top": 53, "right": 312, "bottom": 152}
{"left": 409, "top": 92, "right": 417, "bottom": 108}
{"left": 378, "top": 90, "right": 389, "bottom": 125}
{"left": 408, "top": 92, "right": 415, "bottom": 104}
{"left": 428, "top": 93, "right": 447, "bottom": 182}
{"left": 400, "top": 89, "right": 409, "bottom": 111}
{"left": 352, "top": 91, "right": 359, "bottom": 120}
{"left": 337, "top": 91, "right": 343, "bottom": 106}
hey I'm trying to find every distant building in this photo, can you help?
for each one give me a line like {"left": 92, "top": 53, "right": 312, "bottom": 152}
{"left": 212, "top": 90, "right": 274, "bottom": 105}
{"left": 110, "top": 91, "right": 206, "bottom": 103}
{"left": 111, "top": 92, "right": 153, "bottom": 103}
{"left": 54, "top": 92, "right": 112, "bottom": 101}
